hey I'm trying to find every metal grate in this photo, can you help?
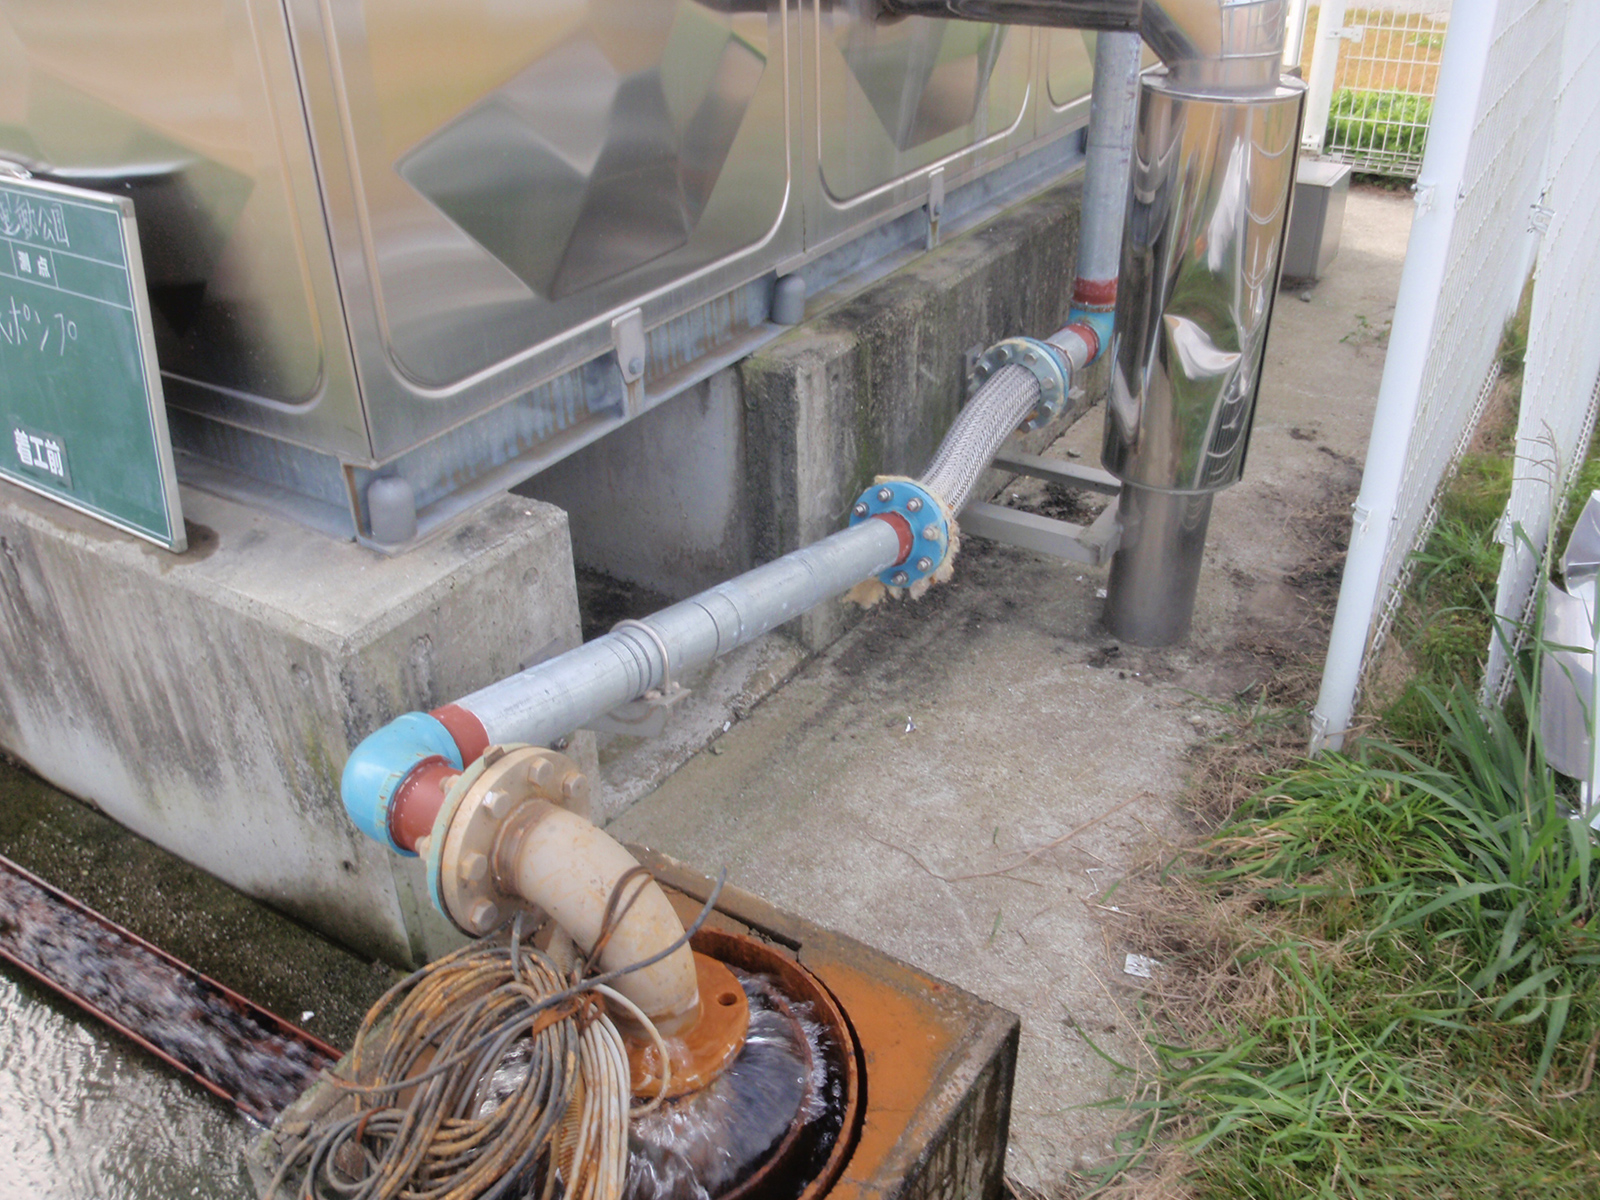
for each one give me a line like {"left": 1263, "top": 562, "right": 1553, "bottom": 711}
{"left": 1302, "top": 2, "right": 1453, "bottom": 178}
{"left": 1483, "top": 3, "right": 1600, "bottom": 698}
{"left": 1311, "top": 0, "right": 1574, "bottom": 751}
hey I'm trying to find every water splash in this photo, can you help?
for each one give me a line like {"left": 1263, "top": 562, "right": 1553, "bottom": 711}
{"left": 625, "top": 971, "right": 835, "bottom": 1200}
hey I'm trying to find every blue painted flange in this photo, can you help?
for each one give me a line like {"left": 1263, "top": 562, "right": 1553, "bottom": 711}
{"left": 848, "top": 478, "right": 949, "bottom": 587}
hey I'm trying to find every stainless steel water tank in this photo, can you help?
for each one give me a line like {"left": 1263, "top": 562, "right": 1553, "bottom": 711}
{"left": 0, "top": 2, "right": 1100, "bottom": 539}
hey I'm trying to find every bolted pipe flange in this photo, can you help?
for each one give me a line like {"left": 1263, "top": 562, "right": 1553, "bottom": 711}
{"left": 969, "top": 336, "right": 1070, "bottom": 431}
{"left": 847, "top": 478, "right": 949, "bottom": 588}
{"left": 425, "top": 744, "right": 590, "bottom": 937}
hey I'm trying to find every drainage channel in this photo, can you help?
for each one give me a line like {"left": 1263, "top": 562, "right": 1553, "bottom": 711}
{"left": 0, "top": 852, "right": 340, "bottom": 1125}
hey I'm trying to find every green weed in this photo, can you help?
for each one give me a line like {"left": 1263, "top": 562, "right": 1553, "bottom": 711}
{"left": 1326, "top": 90, "right": 1433, "bottom": 163}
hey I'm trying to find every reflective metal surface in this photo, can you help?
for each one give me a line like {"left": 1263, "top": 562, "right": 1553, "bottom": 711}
{"left": 878, "top": 0, "right": 1140, "bottom": 30}
{"left": 806, "top": 1, "right": 1044, "bottom": 249}
{"left": 0, "top": 0, "right": 367, "bottom": 458}
{"left": 1141, "top": 0, "right": 1289, "bottom": 87}
{"left": 1103, "top": 482, "right": 1211, "bottom": 643}
{"left": 1103, "top": 73, "right": 1303, "bottom": 494}
{"left": 0, "top": 1, "right": 1096, "bottom": 537}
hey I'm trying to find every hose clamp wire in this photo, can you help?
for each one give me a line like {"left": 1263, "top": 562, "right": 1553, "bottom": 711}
{"left": 970, "top": 336, "right": 1069, "bottom": 431}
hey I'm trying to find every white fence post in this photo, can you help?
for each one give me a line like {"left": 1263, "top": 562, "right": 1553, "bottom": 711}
{"left": 1310, "top": 1, "right": 1500, "bottom": 752}
{"left": 1303, "top": 0, "right": 1350, "bottom": 153}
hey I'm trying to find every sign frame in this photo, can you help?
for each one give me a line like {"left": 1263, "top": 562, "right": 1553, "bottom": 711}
{"left": 0, "top": 172, "right": 185, "bottom": 552}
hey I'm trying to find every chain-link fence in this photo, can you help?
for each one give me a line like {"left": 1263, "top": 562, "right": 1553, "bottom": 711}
{"left": 1483, "top": 4, "right": 1600, "bottom": 701}
{"left": 1301, "top": 2, "right": 1452, "bottom": 178}
{"left": 1311, "top": 0, "right": 1579, "bottom": 751}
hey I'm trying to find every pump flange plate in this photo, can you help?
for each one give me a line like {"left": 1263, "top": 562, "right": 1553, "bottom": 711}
{"left": 425, "top": 744, "right": 588, "bottom": 937}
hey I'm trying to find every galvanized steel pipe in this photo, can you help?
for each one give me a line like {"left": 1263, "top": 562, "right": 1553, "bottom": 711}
{"left": 458, "top": 517, "right": 903, "bottom": 750}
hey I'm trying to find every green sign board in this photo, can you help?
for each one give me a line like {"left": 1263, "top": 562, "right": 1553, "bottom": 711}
{"left": 0, "top": 175, "right": 184, "bottom": 551}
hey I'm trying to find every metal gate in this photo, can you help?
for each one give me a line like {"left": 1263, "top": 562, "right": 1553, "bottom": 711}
{"left": 1301, "top": 2, "right": 1453, "bottom": 178}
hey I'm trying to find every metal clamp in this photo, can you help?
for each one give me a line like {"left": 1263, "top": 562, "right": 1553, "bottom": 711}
{"left": 848, "top": 478, "right": 950, "bottom": 588}
{"left": 587, "top": 619, "right": 691, "bottom": 738}
{"left": 970, "top": 337, "right": 1069, "bottom": 431}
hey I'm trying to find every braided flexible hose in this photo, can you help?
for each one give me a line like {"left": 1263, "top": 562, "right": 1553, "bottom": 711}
{"left": 918, "top": 364, "right": 1042, "bottom": 513}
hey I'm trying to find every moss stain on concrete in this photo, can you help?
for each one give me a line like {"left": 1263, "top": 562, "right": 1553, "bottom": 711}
{"left": 0, "top": 753, "right": 397, "bottom": 1049}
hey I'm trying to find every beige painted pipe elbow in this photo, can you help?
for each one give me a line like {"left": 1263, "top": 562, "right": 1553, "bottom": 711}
{"left": 492, "top": 800, "right": 701, "bottom": 1035}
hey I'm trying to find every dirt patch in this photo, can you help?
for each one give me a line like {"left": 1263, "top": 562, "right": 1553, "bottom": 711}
{"left": 574, "top": 567, "right": 674, "bottom": 642}
{"left": 1015, "top": 482, "right": 1109, "bottom": 526}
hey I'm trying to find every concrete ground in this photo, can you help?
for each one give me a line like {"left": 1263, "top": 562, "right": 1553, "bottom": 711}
{"left": 608, "top": 186, "right": 1416, "bottom": 1191}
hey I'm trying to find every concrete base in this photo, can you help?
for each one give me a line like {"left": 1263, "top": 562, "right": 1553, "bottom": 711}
{"left": 0, "top": 484, "right": 585, "bottom": 967}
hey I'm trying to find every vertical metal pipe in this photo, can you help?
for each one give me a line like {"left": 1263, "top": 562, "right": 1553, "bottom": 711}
{"left": 1075, "top": 31, "right": 1143, "bottom": 288}
{"left": 1105, "top": 485, "right": 1213, "bottom": 644}
{"left": 1100, "top": 22, "right": 1304, "bottom": 644}
{"left": 1050, "top": 30, "right": 1144, "bottom": 370}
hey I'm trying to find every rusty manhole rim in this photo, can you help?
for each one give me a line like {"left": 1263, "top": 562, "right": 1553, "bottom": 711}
{"left": 687, "top": 927, "right": 861, "bottom": 1200}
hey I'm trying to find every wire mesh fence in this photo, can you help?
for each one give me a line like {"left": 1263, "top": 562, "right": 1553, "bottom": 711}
{"left": 1483, "top": 3, "right": 1600, "bottom": 700}
{"left": 1300, "top": 3, "right": 1452, "bottom": 178}
{"left": 1310, "top": 0, "right": 1578, "bottom": 751}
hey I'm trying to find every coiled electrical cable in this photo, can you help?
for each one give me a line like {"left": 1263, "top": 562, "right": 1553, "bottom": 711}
{"left": 266, "top": 872, "right": 725, "bottom": 1200}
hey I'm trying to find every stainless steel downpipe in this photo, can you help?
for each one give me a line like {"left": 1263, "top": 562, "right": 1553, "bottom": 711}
{"left": 1103, "top": 0, "right": 1303, "bottom": 643}
{"left": 893, "top": 0, "right": 1305, "bottom": 644}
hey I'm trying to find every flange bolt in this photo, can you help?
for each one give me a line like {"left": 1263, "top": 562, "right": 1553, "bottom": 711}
{"left": 891, "top": 571, "right": 909, "bottom": 586}
{"left": 915, "top": 557, "right": 933, "bottom": 572}
{"left": 924, "top": 525, "right": 942, "bottom": 540}
{"left": 877, "top": 487, "right": 893, "bottom": 503}
{"left": 853, "top": 501, "right": 869, "bottom": 517}
{"left": 906, "top": 497, "right": 923, "bottom": 512}
{"left": 468, "top": 899, "right": 501, "bottom": 934}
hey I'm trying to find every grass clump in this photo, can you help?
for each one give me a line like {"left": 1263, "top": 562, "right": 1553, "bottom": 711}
{"left": 1095, "top": 669, "right": 1600, "bottom": 1199}
{"left": 1079, "top": 299, "right": 1600, "bottom": 1196}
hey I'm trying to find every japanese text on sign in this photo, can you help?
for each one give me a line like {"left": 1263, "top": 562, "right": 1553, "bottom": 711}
{"left": 11, "top": 425, "right": 70, "bottom": 485}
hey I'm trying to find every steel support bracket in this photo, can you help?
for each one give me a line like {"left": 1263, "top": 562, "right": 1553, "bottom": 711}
{"left": 586, "top": 683, "right": 692, "bottom": 739}
{"left": 613, "top": 308, "right": 647, "bottom": 416}
{"left": 926, "top": 167, "right": 945, "bottom": 251}
{"left": 959, "top": 496, "right": 1121, "bottom": 566}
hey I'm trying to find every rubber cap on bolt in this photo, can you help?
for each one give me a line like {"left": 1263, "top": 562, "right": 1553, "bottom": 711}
{"left": 341, "top": 711, "right": 464, "bottom": 855}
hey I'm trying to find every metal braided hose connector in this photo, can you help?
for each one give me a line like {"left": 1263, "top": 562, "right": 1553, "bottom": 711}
{"left": 918, "top": 364, "right": 1042, "bottom": 513}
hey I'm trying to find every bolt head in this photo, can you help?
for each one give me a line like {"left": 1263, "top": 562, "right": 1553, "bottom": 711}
{"left": 468, "top": 899, "right": 501, "bottom": 935}
{"left": 459, "top": 852, "right": 489, "bottom": 884}
{"left": 877, "top": 487, "right": 893, "bottom": 503}
{"left": 906, "top": 496, "right": 923, "bottom": 512}
{"left": 484, "top": 790, "right": 517, "bottom": 819}
{"left": 924, "top": 524, "right": 942, "bottom": 540}
{"left": 1024, "top": 351, "right": 1036, "bottom": 364}
{"left": 916, "top": 557, "right": 933, "bottom": 572}
{"left": 527, "top": 757, "right": 555, "bottom": 789}
{"left": 627, "top": 356, "right": 643, "bottom": 376}
{"left": 853, "top": 501, "right": 869, "bottom": 517}
{"left": 561, "top": 774, "right": 590, "bottom": 806}
{"left": 890, "top": 571, "right": 909, "bottom": 586}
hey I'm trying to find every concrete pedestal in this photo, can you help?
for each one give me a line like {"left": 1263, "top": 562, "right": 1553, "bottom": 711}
{"left": 0, "top": 485, "right": 584, "bottom": 966}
